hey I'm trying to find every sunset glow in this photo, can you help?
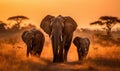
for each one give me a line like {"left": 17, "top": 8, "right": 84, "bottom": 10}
{"left": 0, "top": 0, "right": 120, "bottom": 29}
{"left": 0, "top": 0, "right": 120, "bottom": 70}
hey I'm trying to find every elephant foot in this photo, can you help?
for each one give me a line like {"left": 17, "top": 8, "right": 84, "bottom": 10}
{"left": 53, "top": 61, "right": 64, "bottom": 63}
{"left": 57, "top": 55, "right": 64, "bottom": 63}
{"left": 53, "top": 58, "right": 64, "bottom": 63}
{"left": 58, "top": 58, "right": 64, "bottom": 63}
{"left": 53, "top": 55, "right": 65, "bottom": 63}
{"left": 53, "top": 60, "right": 59, "bottom": 63}
{"left": 53, "top": 58, "right": 58, "bottom": 63}
{"left": 64, "top": 56, "right": 67, "bottom": 62}
{"left": 79, "top": 57, "right": 84, "bottom": 61}
{"left": 34, "top": 54, "right": 40, "bottom": 57}
{"left": 26, "top": 53, "right": 29, "bottom": 57}
{"left": 53, "top": 60, "right": 56, "bottom": 63}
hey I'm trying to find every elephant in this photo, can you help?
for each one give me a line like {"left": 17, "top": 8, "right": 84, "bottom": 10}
{"left": 22, "top": 28, "right": 45, "bottom": 57}
{"left": 40, "top": 15, "right": 77, "bottom": 63}
{"left": 73, "top": 37, "right": 90, "bottom": 61}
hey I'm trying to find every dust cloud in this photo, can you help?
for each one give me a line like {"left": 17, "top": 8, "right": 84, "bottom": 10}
{"left": 0, "top": 29, "right": 120, "bottom": 71}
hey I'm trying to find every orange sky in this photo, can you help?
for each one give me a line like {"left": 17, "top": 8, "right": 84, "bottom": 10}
{"left": 0, "top": 0, "right": 120, "bottom": 29}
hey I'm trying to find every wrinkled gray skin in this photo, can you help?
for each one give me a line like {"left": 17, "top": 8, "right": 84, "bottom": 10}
{"left": 73, "top": 37, "right": 90, "bottom": 61}
{"left": 40, "top": 15, "right": 77, "bottom": 63}
{"left": 22, "top": 29, "right": 45, "bottom": 57}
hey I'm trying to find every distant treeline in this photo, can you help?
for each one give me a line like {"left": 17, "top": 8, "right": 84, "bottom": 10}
{"left": 0, "top": 15, "right": 36, "bottom": 33}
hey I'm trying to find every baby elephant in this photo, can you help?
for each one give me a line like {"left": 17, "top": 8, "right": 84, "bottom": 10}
{"left": 22, "top": 29, "right": 45, "bottom": 57}
{"left": 73, "top": 37, "right": 90, "bottom": 61}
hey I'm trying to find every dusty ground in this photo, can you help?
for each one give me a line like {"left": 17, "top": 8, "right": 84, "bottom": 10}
{"left": 0, "top": 30, "right": 120, "bottom": 71}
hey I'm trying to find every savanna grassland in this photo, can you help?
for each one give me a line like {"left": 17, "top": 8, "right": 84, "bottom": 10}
{"left": 0, "top": 29, "right": 120, "bottom": 71}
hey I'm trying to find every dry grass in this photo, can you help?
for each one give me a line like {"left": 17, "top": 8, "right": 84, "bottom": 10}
{"left": 0, "top": 30, "right": 120, "bottom": 71}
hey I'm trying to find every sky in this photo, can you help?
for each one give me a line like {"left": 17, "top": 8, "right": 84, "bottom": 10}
{"left": 0, "top": 0, "right": 120, "bottom": 29}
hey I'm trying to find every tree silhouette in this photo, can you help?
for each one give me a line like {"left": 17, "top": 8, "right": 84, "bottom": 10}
{"left": 20, "top": 23, "right": 36, "bottom": 30}
{"left": 90, "top": 16, "right": 120, "bottom": 37}
{"left": 0, "top": 21, "right": 7, "bottom": 32}
{"left": 7, "top": 15, "right": 29, "bottom": 30}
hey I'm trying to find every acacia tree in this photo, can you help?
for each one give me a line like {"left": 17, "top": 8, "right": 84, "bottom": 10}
{"left": 7, "top": 15, "right": 29, "bottom": 29}
{"left": 90, "top": 16, "right": 120, "bottom": 37}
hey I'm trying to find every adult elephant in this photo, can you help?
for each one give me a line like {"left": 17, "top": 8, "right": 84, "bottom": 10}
{"left": 73, "top": 37, "right": 90, "bottom": 61}
{"left": 22, "top": 28, "right": 45, "bottom": 57}
{"left": 40, "top": 15, "right": 77, "bottom": 63}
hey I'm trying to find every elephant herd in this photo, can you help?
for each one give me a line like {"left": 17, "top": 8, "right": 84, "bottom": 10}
{"left": 22, "top": 15, "right": 90, "bottom": 63}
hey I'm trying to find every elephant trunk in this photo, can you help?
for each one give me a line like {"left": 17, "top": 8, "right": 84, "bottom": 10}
{"left": 51, "top": 35, "right": 63, "bottom": 42}
{"left": 77, "top": 49, "right": 83, "bottom": 61}
{"left": 51, "top": 34, "right": 59, "bottom": 63}
{"left": 26, "top": 39, "right": 33, "bottom": 57}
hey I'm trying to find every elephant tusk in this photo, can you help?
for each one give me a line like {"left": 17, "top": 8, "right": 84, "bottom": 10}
{"left": 79, "top": 48, "right": 81, "bottom": 51}
{"left": 50, "top": 35, "right": 53, "bottom": 39}
{"left": 61, "top": 36, "right": 63, "bottom": 42}
{"left": 85, "top": 48, "right": 87, "bottom": 52}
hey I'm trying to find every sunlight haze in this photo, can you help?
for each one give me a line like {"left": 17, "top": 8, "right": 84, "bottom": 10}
{"left": 0, "top": 0, "right": 120, "bottom": 29}
{"left": 0, "top": 1, "right": 120, "bottom": 70}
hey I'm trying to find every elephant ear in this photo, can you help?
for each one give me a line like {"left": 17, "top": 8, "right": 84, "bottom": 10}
{"left": 63, "top": 16, "right": 77, "bottom": 34}
{"left": 22, "top": 30, "right": 29, "bottom": 42}
{"left": 40, "top": 15, "right": 55, "bottom": 36}
{"left": 73, "top": 37, "right": 80, "bottom": 47}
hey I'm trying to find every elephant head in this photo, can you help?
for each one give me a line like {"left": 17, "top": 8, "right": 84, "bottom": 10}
{"left": 73, "top": 37, "right": 90, "bottom": 60}
{"left": 40, "top": 15, "right": 77, "bottom": 62}
{"left": 22, "top": 30, "right": 34, "bottom": 57}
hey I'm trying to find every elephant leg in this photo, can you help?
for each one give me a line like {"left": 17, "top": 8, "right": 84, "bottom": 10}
{"left": 64, "top": 34, "right": 73, "bottom": 62}
{"left": 39, "top": 38, "right": 45, "bottom": 57}
{"left": 35, "top": 45, "right": 44, "bottom": 57}
{"left": 64, "top": 45, "right": 70, "bottom": 62}
{"left": 37, "top": 46, "right": 43, "bottom": 57}
{"left": 84, "top": 51, "right": 88, "bottom": 58}
{"left": 26, "top": 46, "right": 30, "bottom": 57}
{"left": 53, "top": 47, "right": 58, "bottom": 63}
{"left": 64, "top": 37, "right": 72, "bottom": 62}
{"left": 38, "top": 49, "right": 42, "bottom": 57}
{"left": 35, "top": 37, "right": 45, "bottom": 57}
{"left": 64, "top": 41, "right": 72, "bottom": 62}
